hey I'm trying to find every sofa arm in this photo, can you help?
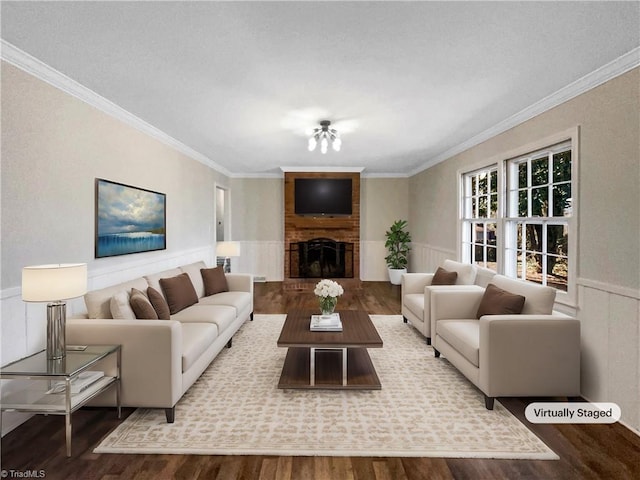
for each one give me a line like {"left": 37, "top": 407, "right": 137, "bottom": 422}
{"left": 430, "top": 289, "right": 485, "bottom": 323}
{"left": 66, "top": 318, "right": 183, "bottom": 409}
{"left": 478, "top": 315, "right": 581, "bottom": 397}
{"left": 401, "top": 273, "right": 434, "bottom": 295}
{"left": 226, "top": 273, "right": 253, "bottom": 294}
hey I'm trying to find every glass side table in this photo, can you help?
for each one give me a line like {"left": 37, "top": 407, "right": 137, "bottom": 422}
{"left": 0, "top": 345, "right": 121, "bottom": 457}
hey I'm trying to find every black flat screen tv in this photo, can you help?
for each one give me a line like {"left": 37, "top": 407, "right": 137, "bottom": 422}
{"left": 294, "top": 178, "right": 352, "bottom": 216}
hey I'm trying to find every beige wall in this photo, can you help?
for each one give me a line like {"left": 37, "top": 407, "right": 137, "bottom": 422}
{"left": 410, "top": 68, "right": 640, "bottom": 290}
{"left": 409, "top": 68, "right": 640, "bottom": 432}
{"left": 1, "top": 62, "right": 229, "bottom": 360}
{"left": 229, "top": 178, "right": 283, "bottom": 241}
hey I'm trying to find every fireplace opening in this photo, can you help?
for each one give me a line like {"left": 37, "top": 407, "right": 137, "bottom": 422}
{"left": 290, "top": 238, "right": 354, "bottom": 279}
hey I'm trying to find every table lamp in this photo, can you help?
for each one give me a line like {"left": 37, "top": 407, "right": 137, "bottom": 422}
{"left": 216, "top": 241, "right": 241, "bottom": 273}
{"left": 22, "top": 263, "right": 88, "bottom": 359}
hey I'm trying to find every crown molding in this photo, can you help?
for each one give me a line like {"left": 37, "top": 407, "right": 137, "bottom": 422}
{"left": 0, "top": 40, "right": 234, "bottom": 178}
{"left": 279, "top": 166, "right": 366, "bottom": 173}
{"left": 410, "top": 46, "right": 640, "bottom": 176}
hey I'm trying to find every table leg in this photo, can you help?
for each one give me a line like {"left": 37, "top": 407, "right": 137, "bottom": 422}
{"left": 65, "top": 377, "right": 72, "bottom": 457}
{"left": 342, "top": 348, "right": 348, "bottom": 386}
{"left": 310, "top": 348, "right": 316, "bottom": 386}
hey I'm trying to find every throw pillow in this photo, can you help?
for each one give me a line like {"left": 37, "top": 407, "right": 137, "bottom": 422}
{"left": 201, "top": 266, "right": 229, "bottom": 296}
{"left": 431, "top": 267, "right": 458, "bottom": 285}
{"left": 160, "top": 273, "right": 199, "bottom": 314}
{"left": 110, "top": 290, "right": 136, "bottom": 319}
{"left": 476, "top": 283, "right": 526, "bottom": 319}
{"left": 147, "top": 287, "right": 171, "bottom": 320}
{"left": 129, "top": 288, "right": 158, "bottom": 320}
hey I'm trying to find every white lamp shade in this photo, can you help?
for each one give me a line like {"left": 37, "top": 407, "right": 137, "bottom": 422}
{"left": 216, "top": 241, "right": 241, "bottom": 257}
{"left": 22, "top": 263, "right": 88, "bottom": 302}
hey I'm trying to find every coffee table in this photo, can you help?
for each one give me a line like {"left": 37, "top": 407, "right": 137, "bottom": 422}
{"left": 277, "top": 309, "right": 383, "bottom": 390}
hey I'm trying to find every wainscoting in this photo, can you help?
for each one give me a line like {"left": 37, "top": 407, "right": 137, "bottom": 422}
{"left": 578, "top": 279, "right": 640, "bottom": 433}
{"left": 0, "top": 246, "right": 215, "bottom": 436}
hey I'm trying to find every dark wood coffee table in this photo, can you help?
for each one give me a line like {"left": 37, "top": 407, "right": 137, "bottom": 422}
{"left": 277, "top": 309, "right": 383, "bottom": 390}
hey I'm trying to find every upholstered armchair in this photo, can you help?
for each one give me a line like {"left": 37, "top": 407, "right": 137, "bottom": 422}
{"left": 430, "top": 274, "right": 580, "bottom": 409}
{"left": 401, "top": 260, "right": 482, "bottom": 344}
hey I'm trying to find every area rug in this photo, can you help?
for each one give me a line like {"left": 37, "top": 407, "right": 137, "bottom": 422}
{"left": 95, "top": 314, "right": 557, "bottom": 459}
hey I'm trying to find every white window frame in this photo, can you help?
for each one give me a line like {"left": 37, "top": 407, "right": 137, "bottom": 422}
{"left": 458, "top": 127, "right": 579, "bottom": 308}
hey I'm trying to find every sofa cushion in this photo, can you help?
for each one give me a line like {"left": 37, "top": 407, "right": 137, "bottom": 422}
{"left": 109, "top": 290, "right": 136, "bottom": 320}
{"left": 171, "top": 304, "right": 237, "bottom": 333}
{"left": 437, "top": 319, "right": 480, "bottom": 367}
{"left": 198, "top": 291, "right": 251, "bottom": 316}
{"left": 491, "top": 275, "right": 556, "bottom": 315}
{"left": 85, "top": 277, "right": 149, "bottom": 319}
{"left": 403, "top": 293, "right": 424, "bottom": 319}
{"left": 181, "top": 323, "right": 218, "bottom": 373}
{"left": 476, "top": 283, "right": 525, "bottom": 319}
{"left": 160, "top": 273, "right": 199, "bottom": 315}
{"left": 147, "top": 287, "right": 171, "bottom": 320}
{"left": 442, "top": 259, "right": 477, "bottom": 285}
{"left": 144, "top": 268, "right": 183, "bottom": 300}
{"left": 129, "top": 288, "right": 159, "bottom": 320}
{"left": 201, "top": 266, "right": 229, "bottom": 296}
{"left": 180, "top": 261, "right": 207, "bottom": 298}
{"left": 432, "top": 267, "right": 458, "bottom": 285}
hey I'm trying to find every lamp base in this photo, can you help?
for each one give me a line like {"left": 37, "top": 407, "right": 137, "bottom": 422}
{"left": 47, "top": 302, "right": 67, "bottom": 360}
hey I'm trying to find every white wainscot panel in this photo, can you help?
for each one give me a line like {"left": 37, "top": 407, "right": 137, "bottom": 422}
{"left": 360, "top": 241, "right": 388, "bottom": 281}
{"left": 236, "top": 241, "right": 284, "bottom": 281}
{"left": 409, "top": 243, "right": 456, "bottom": 274}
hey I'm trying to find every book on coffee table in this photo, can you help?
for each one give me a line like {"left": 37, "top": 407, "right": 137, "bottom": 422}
{"left": 310, "top": 313, "right": 343, "bottom": 332}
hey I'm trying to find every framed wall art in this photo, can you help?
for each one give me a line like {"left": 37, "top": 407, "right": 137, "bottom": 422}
{"left": 95, "top": 178, "right": 166, "bottom": 258}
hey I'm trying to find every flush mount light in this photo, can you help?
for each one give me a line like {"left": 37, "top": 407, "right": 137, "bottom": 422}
{"left": 308, "top": 120, "right": 342, "bottom": 154}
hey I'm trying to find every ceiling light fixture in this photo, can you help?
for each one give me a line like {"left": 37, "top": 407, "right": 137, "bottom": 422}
{"left": 308, "top": 120, "right": 341, "bottom": 154}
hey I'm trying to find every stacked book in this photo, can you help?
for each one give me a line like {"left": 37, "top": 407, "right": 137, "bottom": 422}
{"left": 310, "top": 313, "right": 343, "bottom": 332}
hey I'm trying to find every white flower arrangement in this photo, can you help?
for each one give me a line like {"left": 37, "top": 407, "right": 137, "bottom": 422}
{"left": 314, "top": 279, "right": 344, "bottom": 299}
{"left": 314, "top": 279, "right": 344, "bottom": 315}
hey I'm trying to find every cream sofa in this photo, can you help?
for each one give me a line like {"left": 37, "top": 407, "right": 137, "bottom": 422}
{"left": 401, "top": 260, "right": 495, "bottom": 344}
{"left": 430, "top": 274, "right": 580, "bottom": 409}
{"left": 67, "top": 261, "right": 253, "bottom": 422}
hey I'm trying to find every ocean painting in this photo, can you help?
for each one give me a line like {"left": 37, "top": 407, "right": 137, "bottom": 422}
{"left": 96, "top": 179, "right": 166, "bottom": 258}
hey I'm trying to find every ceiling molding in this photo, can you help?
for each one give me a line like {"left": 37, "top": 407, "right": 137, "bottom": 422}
{"left": 409, "top": 46, "right": 640, "bottom": 176}
{"left": 279, "top": 166, "right": 366, "bottom": 173}
{"left": 0, "top": 40, "right": 234, "bottom": 178}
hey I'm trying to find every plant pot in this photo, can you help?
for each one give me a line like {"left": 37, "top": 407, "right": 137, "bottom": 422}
{"left": 388, "top": 268, "right": 406, "bottom": 285}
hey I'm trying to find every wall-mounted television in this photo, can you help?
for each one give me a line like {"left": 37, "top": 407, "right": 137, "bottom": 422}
{"left": 294, "top": 178, "right": 352, "bottom": 216}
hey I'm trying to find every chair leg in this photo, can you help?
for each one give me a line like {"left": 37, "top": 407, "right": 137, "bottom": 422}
{"left": 426, "top": 337, "right": 431, "bottom": 345}
{"left": 484, "top": 396, "right": 495, "bottom": 410}
{"left": 226, "top": 338, "right": 232, "bottom": 348}
{"left": 403, "top": 316, "right": 408, "bottom": 323}
{"left": 250, "top": 312, "right": 254, "bottom": 321}
{"left": 433, "top": 348, "right": 440, "bottom": 358}
{"left": 165, "top": 407, "right": 175, "bottom": 423}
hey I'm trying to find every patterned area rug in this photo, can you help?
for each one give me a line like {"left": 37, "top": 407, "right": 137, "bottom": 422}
{"left": 95, "top": 314, "right": 557, "bottom": 459}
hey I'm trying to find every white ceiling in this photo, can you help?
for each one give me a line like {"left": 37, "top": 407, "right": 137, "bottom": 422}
{"left": 1, "top": 1, "right": 638, "bottom": 177}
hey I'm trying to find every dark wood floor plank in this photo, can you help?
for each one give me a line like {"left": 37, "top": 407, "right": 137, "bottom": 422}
{"left": 2, "top": 281, "right": 640, "bottom": 479}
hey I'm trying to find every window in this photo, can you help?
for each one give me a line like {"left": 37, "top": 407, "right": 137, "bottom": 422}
{"left": 505, "top": 142, "right": 572, "bottom": 291}
{"left": 459, "top": 129, "right": 578, "bottom": 305}
{"left": 461, "top": 167, "right": 498, "bottom": 270}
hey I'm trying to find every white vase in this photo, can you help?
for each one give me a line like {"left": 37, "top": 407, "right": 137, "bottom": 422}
{"left": 388, "top": 268, "right": 406, "bottom": 285}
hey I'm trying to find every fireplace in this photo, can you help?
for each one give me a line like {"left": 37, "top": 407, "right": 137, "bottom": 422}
{"left": 290, "top": 238, "right": 354, "bottom": 279}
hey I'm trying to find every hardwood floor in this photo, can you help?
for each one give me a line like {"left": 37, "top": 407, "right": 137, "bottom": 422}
{"left": 1, "top": 281, "right": 639, "bottom": 479}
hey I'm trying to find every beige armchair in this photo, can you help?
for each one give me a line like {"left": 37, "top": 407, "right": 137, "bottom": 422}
{"left": 401, "top": 260, "right": 482, "bottom": 344}
{"left": 430, "top": 274, "right": 580, "bottom": 409}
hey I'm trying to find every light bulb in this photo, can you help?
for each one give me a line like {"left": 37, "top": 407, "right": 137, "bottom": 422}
{"left": 308, "top": 137, "right": 317, "bottom": 151}
{"left": 332, "top": 138, "right": 342, "bottom": 152}
{"left": 320, "top": 137, "right": 328, "bottom": 154}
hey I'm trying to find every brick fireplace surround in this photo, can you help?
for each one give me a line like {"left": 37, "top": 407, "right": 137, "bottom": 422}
{"left": 284, "top": 172, "right": 361, "bottom": 289}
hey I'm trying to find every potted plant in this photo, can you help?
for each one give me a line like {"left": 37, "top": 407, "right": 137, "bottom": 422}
{"left": 384, "top": 219, "right": 412, "bottom": 285}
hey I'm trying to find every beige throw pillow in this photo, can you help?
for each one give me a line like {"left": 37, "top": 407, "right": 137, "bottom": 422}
{"left": 110, "top": 290, "right": 136, "bottom": 319}
{"left": 160, "top": 273, "right": 199, "bottom": 314}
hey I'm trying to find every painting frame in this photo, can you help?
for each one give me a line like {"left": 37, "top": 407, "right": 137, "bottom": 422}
{"left": 95, "top": 178, "right": 166, "bottom": 258}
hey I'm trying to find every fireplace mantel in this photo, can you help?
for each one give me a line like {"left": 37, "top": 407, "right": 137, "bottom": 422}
{"left": 284, "top": 172, "right": 360, "bottom": 281}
